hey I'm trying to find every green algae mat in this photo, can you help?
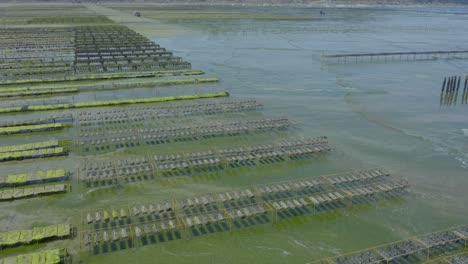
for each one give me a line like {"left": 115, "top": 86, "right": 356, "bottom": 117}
{"left": 0, "top": 92, "right": 229, "bottom": 114}
{"left": 0, "top": 123, "right": 70, "bottom": 136}
{"left": 0, "top": 169, "right": 67, "bottom": 187}
{"left": 0, "top": 140, "right": 60, "bottom": 153}
{"left": 0, "top": 248, "right": 67, "bottom": 264}
{"left": 0, "top": 224, "right": 70, "bottom": 248}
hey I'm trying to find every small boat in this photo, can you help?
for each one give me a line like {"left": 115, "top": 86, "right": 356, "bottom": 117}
{"left": 141, "top": 205, "right": 147, "bottom": 214}
{"left": 193, "top": 216, "right": 201, "bottom": 225}
{"left": 87, "top": 213, "right": 93, "bottom": 224}
{"left": 112, "top": 229, "right": 118, "bottom": 241}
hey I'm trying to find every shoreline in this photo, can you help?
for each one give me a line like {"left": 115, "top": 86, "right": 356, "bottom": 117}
{"left": 0, "top": 2, "right": 467, "bottom": 8}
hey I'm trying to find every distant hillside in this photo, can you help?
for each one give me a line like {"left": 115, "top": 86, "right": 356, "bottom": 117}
{"left": 4, "top": 0, "right": 468, "bottom": 5}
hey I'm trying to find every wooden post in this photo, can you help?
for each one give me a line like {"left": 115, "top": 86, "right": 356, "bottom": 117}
{"left": 442, "top": 77, "right": 446, "bottom": 93}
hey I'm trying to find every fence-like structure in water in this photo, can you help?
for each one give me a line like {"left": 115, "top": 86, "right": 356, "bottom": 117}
{"left": 0, "top": 25, "right": 193, "bottom": 82}
{"left": 0, "top": 140, "right": 70, "bottom": 162}
{"left": 427, "top": 251, "right": 468, "bottom": 264}
{"left": 0, "top": 169, "right": 69, "bottom": 188}
{"left": 0, "top": 224, "right": 72, "bottom": 249}
{"left": 76, "top": 116, "right": 292, "bottom": 154}
{"left": 78, "top": 137, "right": 330, "bottom": 185}
{"left": 322, "top": 50, "right": 468, "bottom": 64}
{"left": 75, "top": 99, "right": 263, "bottom": 127}
{"left": 308, "top": 225, "right": 468, "bottom": 264}
{"left": 78, "top": 167, "right": 408, "bottom": 255}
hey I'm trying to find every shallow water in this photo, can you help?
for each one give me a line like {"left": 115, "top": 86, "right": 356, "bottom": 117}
{"left": 1, "top": 5, "right": 468, "bottom": 264}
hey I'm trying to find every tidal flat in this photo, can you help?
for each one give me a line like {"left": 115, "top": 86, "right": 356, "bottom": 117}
{"left": 0, "top": 3, "right": 467, "bottom": 264}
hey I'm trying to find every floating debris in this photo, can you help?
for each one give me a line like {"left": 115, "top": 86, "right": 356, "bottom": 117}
{"left": 80, "top": 167, "right": 409, "bottom": 255}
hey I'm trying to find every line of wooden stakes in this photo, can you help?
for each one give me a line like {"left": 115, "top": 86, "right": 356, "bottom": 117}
{"left": 440, "top": 75, "right": 468, "bottom": 106}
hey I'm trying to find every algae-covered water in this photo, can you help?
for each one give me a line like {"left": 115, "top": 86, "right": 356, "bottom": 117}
{"left": 1, "top": 5, "right": 468, "bottom": 264}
